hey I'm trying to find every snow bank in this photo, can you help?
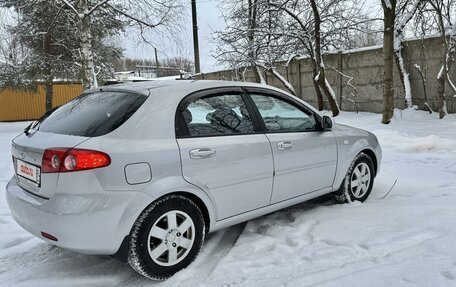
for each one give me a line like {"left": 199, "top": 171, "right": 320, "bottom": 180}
{"left": 375, "top": 130, "right": 456, "bottom": 153}
{"left": 335, "top": 110, "right": 456, "bottom": 154}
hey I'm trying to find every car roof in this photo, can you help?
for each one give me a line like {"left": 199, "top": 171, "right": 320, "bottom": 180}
{"left": 85, "top": 80, "right": 288, "bottom": 99}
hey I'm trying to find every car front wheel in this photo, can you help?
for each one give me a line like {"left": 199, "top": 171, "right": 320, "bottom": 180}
{"left": 335, "top": 152, "right": 375, "bottom": 203}
{"left": 128, "top": 195, "right": 205, "bottom": 280}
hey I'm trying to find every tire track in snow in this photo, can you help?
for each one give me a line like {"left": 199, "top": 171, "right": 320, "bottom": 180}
{"left": 0, "top": 236, "right": 34, "bottom": 250}
{"left": 0, "top": 244, "right": 126, "bottom": 287}
{"left": 114, "top": 222, "right": 246, "bottom": 287}
{"left": 0, "top": 217, "right": 246, "bottom": 287}
{"left": 284, "top": 229, "right": 443, "bottom": 287}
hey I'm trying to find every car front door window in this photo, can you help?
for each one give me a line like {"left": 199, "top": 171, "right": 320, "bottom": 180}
{"left": 250, "top": 94, "right": 317, "bottom": 132}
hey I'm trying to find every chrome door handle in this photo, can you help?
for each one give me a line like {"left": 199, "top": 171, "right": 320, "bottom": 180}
{"left": 190, "top": 148, "right": 216, "bottom": 159}
{"left": 277, "top": 141, "right": 295, "bottom": 150}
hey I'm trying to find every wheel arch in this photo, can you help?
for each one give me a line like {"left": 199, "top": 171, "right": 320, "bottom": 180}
{"left": 139, "top": 176, "right": 216, "bottom": 230}
{"left": 113, "top": 189, "right": 213, "bottom": 263}
{"left": 171, "top": 191, "right": 211, "bottom": 233}
{"left": 333, "top": 140, "right": 378, "bottom": 190}
{"left": 360, "top": 148, "right": 378, "bottom": 176}
{"left": 141, "top": 188, "right": 214, "bottom": 234}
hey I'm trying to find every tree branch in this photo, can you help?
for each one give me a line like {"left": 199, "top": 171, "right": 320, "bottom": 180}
{"left": 60, "top": 0, "right": 79, "bottom": 16}
{"left": 87, "top": 0, "right": 111, "bottom": 16}
{"left": 106, "top": 3, "right": 161, "bottom": 28}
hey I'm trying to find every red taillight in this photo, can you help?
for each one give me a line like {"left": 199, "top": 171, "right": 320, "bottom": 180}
{"left": 42, "top": 148, "right": 67, "bottom": 173}
{"left": 42, "top": 148, "right": 111, "bottom": 173}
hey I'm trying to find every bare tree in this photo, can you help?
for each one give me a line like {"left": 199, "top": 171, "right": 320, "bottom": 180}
{"left": 409, "top": 0, "right": 456, "bottom": 118}
{"left": 309, "top": 0, "right": 339, "bottom": 116}
{"left": 381, "top": 0, "right": 396, "bottom": 124}
{"left": 214, "top": 0, "right": 297, "bottom": 95}
{"left": 247, "top": 0, "right": 262, "bottom": 83}
{"left": 393, "top": 0, "right": 425, "bottom": 109}
{"left": 340, "top": 21, "right": 383, "bottom": 49}
{"left": 426, "top": 0, "right": 455, "bottom": 119}
{"left": 268, "top": 0, "right": 370, "bottom": 116}
{"left": 59, "top": 0, "right": 183, "bottom": 90}
{"left": 413, "top": 63, "right": 433, "bottom": 113}
{"left": 213, "top": 0, "right": 264, "bottom": 81}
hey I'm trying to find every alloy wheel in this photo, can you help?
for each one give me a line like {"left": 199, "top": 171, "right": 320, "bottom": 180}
{"left": 147, "top": 210, "right": 195, "bottom": 267}
{"left": 350, "top": 162, "right": 371, "bottom": 199}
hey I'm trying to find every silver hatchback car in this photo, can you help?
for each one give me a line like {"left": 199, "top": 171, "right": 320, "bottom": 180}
{"left": 6, "top": 80, "right": 381, "bottom": 279}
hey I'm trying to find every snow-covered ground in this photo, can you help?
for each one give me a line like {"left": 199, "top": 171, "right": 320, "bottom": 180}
{"left": 1, "top": 110, "right": 456, "bottom": 287}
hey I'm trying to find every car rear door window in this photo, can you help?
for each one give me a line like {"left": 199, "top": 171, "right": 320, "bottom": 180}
{"left": 37, "top": 92, "right": 147, "bottom": 137}
{"left": 250, "top": 94, "right": 317, "bottom": 132}
{"left": 180, "top": 94, "right": 255, "bottom": 137}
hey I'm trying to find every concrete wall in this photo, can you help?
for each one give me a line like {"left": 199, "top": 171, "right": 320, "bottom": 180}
{"left": 198, "top": 36, "right": 456, "bottom": 113}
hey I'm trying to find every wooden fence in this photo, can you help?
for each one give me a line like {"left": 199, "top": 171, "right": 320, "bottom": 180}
{"left": 0, "top": 82, "right": 83, "bottom": 121}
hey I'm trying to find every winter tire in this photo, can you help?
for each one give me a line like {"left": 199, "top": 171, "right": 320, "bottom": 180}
{"left": 128, "top": 195, "right": 205, "bottom": 280}
{"left": 334, "top": 152, "right": 375, "bottom": 203}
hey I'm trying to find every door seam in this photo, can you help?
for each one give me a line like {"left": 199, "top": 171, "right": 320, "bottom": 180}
{"left": 264, "top": 134, "right": 276, "bottom": 204}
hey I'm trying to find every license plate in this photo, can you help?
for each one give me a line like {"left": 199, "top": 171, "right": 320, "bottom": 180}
{"left": 16, "top": 159, "right": 41, "bottom": 187}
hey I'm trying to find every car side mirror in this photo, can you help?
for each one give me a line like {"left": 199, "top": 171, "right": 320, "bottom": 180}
{"left": 321, "top": 115, "right": 332, "bottom": 130}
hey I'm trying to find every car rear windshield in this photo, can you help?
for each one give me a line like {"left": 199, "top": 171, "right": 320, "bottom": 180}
{"left": 37, "top": 91, "right": 147, "bottom": 137}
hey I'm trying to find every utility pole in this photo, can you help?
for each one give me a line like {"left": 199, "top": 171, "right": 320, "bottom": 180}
{"left": 191, "top": 0, "right": 201, "bottom": 74}
{"left": 154, "top": 47, "right": 159, "bottom": 77}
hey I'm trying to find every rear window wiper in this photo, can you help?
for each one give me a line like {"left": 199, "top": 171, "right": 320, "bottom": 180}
{"left": 24, "top": 106, "right": 59, "bottom": 135}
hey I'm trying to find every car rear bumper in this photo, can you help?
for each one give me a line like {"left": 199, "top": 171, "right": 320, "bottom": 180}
{"left": 6, "top": 176, "right": 153, "bottom": 255}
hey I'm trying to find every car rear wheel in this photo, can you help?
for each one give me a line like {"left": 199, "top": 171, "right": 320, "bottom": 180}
{"left": 128, "top": 195, "right": 205, "bottom": 280}
{"left": 334, "top": 152, "right": 375, "bottom": 203}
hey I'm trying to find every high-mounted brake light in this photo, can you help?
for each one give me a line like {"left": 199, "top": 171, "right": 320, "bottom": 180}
{"left": 42, "top": 148, "right": 111, "bottom": 173}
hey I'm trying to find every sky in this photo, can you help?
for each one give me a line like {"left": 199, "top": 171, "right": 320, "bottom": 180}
{"left": 122, "top": 0, "right": 382, "bottom": 73}
{"left": 122, "top": 0, "right": 225, "bottom": 72}
{"left": 0, "top": 0, "right": 382, "bottom": 73}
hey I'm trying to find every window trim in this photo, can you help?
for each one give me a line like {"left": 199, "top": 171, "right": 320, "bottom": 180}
{"left": 175, "top": 87, "right": 263, "bottom": 139}
{"left": 242, "top": 87, "right": 324, "bottom": 133}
